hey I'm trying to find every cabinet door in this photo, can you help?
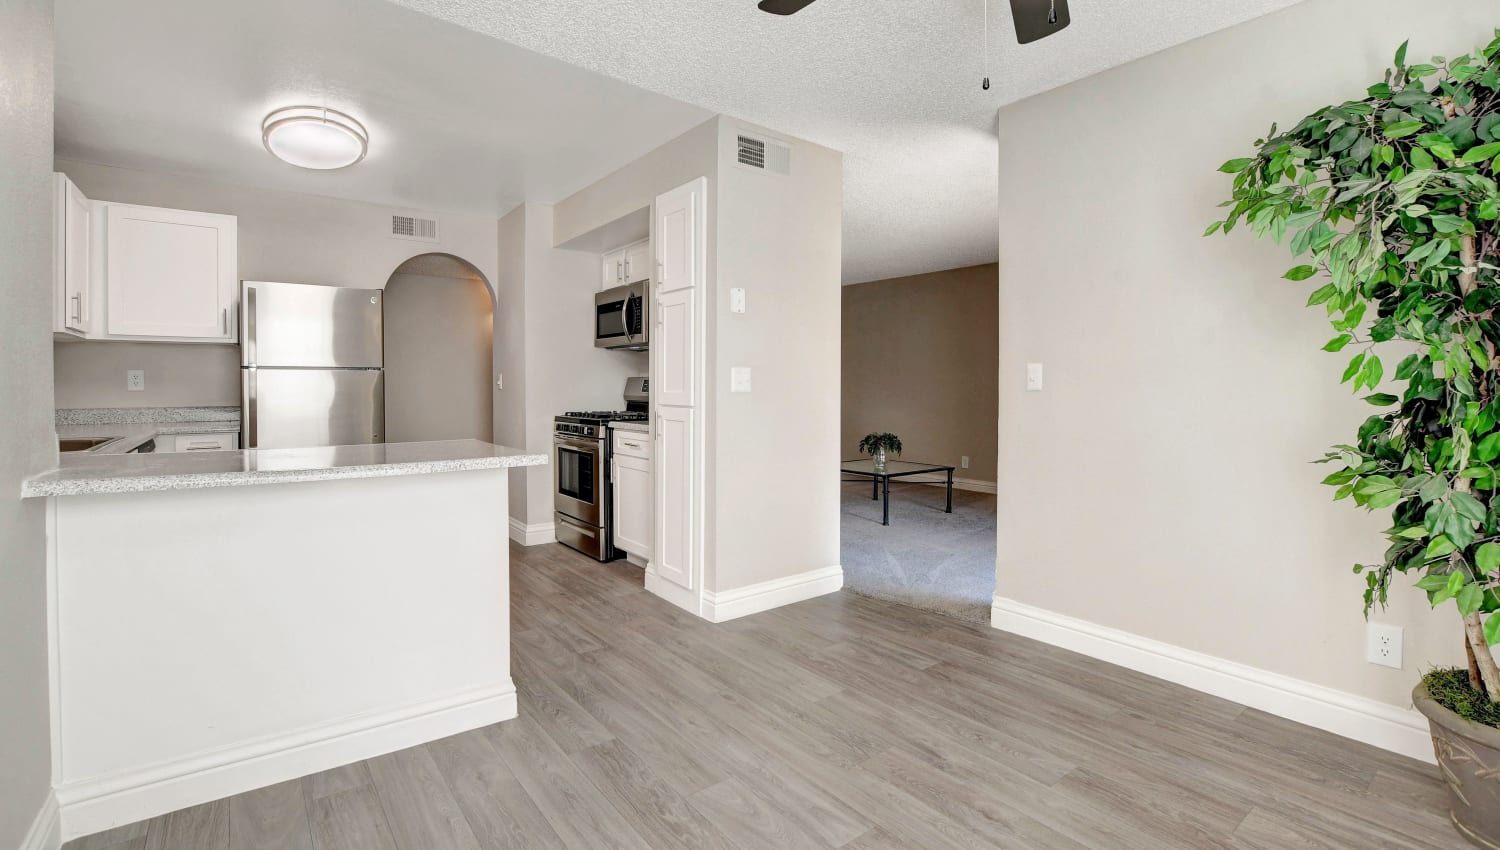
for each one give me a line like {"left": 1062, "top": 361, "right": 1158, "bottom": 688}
{"left": 622, "top": 241, "right": 651, "bottom": 284}
{"left": 654, "top": 288, "right": 696, "bottom": 408}
{"left": 655, "top": 180, "right": 703, "bottom": 294}
{"left": 106, "top": 204, "right": 237, "bottom": 340}
{"left": 654, "top": 406, "right": 694, "bottom": 590}
{"left": 613, "top": 453, "right": 654, "bottom": 559}
{"left": 54, "top": 174, "right": 93, "bottom": 335}
{"left": 602, "top": 249, "right": 620, "bottom": 291}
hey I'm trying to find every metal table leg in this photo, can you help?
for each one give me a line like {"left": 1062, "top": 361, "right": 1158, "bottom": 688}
{"left": 872, "top": 475, "right": 879, "bottom": 500}
{"left": 946, "top": 468, "right": 954, "bottom": 513}
{"left": 882, "top": 475, "right": 890, "bottom": 526}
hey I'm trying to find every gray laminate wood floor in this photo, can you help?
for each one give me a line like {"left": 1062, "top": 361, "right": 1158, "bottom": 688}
{"left": 68, "top": 541, "right": 1454, "bottom": 850}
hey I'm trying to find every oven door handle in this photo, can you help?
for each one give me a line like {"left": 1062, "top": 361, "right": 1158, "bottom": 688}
{"left": 554, "top": 436, "right": 603, "bottom": 453}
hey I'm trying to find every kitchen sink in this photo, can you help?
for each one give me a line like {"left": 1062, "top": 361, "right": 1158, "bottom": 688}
{"left": 59, "top": 437, "right": 118, "bottom": 452}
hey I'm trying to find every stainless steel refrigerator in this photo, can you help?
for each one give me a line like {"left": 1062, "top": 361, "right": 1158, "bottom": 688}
{"left": 240, "top": 281, "right": 385, "bottom": 449}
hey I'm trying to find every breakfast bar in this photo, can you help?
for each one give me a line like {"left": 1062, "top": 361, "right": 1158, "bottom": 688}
{"left": 25, "top": 439, "right": 546, "bottom": 837}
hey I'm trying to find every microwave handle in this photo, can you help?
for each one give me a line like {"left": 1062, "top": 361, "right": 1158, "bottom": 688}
{"left": 622, "top": 293, "right": 637, "bottom": 346}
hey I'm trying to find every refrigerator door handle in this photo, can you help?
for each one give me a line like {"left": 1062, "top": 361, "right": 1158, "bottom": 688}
{"left": 243, "top": 284, "right": 258, "bottom": 365}
{"left": 244, "top": 368, "right": 258, "bottom": 449}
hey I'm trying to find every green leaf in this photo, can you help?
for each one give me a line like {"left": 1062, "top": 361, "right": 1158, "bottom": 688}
{"left": 1219, "top": 158, "right": 1256, "bottom": 174}
{"left": 1427, "top": 535, "right": 1459, "bottom": 559}
{"left": 1459, "top": 583, "right": 1485, "bottom": 616}
{"left": 1477, "top": 542, "right": 1500, "bottom": 574}
{"left": 1411, "top": 147, "right": 1436, "bottom": 170}
{"left": 1203, "top": 220, "right": 1223, "bottom": 237}
{"left": 1453, "top": 490, "right": 1488, "bottom": 523}
{"left": 1485, "top": 614, "right": 1500, "bottom": 646}
{"left": 1395, "top": 39, "right": 1409, "bottom": 69}
{"left": 1477, "top": 432, "right": 1500, "bottom": 463}
{"left": 1361, "top": 355, "right": 1384, "bottom": 392}
{"left": 1417, "top": 573, "right": 1450, "bottom": 592}
{"left": 1323, "top": 334, "right": 1353, "bottom": 352}
{"left": 1342, "top": 353, "right": 1367, "bottom": 384}
{"left": 1465, "top": 141, "right": 1500, "bottom": 164}
{"left": 1307, "top": 283, "right": 1337, "bottom": 306}
{"left": 1364, "top": 393, "right": 1399, "bottom": 406}
{"left": 1385, "top": 121, "right": 1425, "bottom": 139}
{"left": 1284, "top": 265, "right": 1318, "bottom": 281}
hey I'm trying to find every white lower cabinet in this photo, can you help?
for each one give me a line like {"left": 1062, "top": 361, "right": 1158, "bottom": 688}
{"left": 166, "top": 433, "right": 239, "bottom": 453}
{"left": 613, "top": 430, "right": 653, "bottom": 560}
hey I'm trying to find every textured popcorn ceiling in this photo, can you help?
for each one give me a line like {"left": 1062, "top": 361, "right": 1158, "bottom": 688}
{"left": 388, "top": 0, "right": 1310, "bottom": 283}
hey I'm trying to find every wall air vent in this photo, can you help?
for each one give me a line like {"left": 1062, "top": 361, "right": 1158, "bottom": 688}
{"left": 736, "top": 133, "right": 791, "bottom": 175}
{"left": 391, "top": 214, "right": 440, "bottom": 243}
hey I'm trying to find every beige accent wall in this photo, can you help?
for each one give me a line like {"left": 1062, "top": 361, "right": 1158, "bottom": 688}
{"left": 384, "top": 263, "right": 494, "bottom": 443}
{"left": 842, "top": 264, "right": 998, "bottom": 482}
{"left": 52, "top": 159, "right": 502, "bottom": 416}
{"left": 0, "top": 0, "right": 58, "bottom": 844}
{"left": 995, "top": 0, "right": 1493, "bottom": 712}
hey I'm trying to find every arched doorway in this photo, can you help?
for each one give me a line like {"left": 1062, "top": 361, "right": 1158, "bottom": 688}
{"left": 382, "top": 253, "right": 494, "bottom": 443}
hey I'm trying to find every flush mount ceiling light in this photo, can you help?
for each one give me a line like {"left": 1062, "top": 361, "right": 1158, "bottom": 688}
{"left": 261, "top": 106, "right": 368, "bottom": 170}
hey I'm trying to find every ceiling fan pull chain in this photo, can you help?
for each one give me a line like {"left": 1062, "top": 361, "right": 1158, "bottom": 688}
{"left": 1048, "top": 0, "right": 1057, "bottom": 25}
{"left": 981, "top": 0, "right": 991, "bottom": 90}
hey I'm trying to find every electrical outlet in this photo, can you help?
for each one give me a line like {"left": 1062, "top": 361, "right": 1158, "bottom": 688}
{"left": 1366, "top": 622, "right": 1404, "bottom": 669}
{"left": 126, "top": 370, "right": 145, "bottom": 392}
{"left": 961, "top": 456, "right": 971, "bottom": 469}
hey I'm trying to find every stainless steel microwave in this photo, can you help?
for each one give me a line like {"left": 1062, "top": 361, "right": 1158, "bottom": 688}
{"left": 595, "top": 282, "right": 649, "bottom": 351}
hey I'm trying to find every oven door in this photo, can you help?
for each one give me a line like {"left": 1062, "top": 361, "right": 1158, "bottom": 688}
{"left": 554, "top": 434, "right": 604, "bottom": 525}
{"left": 595, "top": 283, "right": 647, "bottom": 350}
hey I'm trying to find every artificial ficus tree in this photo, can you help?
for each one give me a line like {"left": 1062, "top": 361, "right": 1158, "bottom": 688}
{"left": 1209, "top": 32, "right": 1500, "bottom": 702}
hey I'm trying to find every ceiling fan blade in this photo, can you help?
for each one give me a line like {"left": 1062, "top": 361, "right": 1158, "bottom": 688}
{"left": 757, "top": 0, "right": 819, "bottom": 14}
{"left": 1009, "top": 0, "right": 1070, "bottom": 44}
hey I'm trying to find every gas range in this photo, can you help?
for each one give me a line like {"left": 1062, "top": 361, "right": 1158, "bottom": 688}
{"left": 554, "top": 410, "right": 649, "bottom": 439}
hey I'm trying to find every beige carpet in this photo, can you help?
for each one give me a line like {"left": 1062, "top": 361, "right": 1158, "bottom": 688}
{"left": 839, "top": 478, "right": 997, "bottom": 623}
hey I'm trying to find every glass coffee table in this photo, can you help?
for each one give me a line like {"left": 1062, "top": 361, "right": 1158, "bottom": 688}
{"left": 841, "top": 458, "right": 955, "bottom": 526}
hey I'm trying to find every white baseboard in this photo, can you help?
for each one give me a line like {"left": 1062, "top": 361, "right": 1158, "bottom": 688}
{"left": 645, "top": 568, "right": 703, "bottom": 618}
{"left": 990, "top": 596, "right": 1434, "bottom": 764}
{"left": 56, "top": 683, "right": 517, "bottom": 841}
{"left": 508, "top": 517, "right": 555, "bottom": 546}
{"left": 704, "top": 566, "right": 844, "bottom": 623}
{"left": 19, "top": 792, "right": 60, "bottom": 850}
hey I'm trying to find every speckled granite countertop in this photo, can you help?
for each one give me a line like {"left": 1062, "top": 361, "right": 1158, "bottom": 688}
{"left": 24, "top": 439, "right": 548, "bottom": 498}
{"left": 55, "top": 406, "right": 242, "bottom": 454}
{"left": 610, "top": 420, "right": 649, "bottom": 434}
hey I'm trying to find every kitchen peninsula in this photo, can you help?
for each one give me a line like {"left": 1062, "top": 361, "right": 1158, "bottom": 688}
{"left": 24, "top": 439, "right": 545, "bottom": 838}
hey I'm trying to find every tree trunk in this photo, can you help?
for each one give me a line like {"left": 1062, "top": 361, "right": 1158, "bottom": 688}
{"left": 1468, "top": 628, "right": 1485, "bottom": 692}
{"left": 1462, "top": 232, "right": 1479, "bottom": 296}
{"left": 1464, "top": 612, "right": 1500, "bottom": 701}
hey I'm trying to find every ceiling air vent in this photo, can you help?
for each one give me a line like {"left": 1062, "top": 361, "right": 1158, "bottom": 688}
{"left": 736, "top": 133, "right": 791, "bottom": 175}
{"left": 391, "top": 214, "right": 440, "bottom": 243}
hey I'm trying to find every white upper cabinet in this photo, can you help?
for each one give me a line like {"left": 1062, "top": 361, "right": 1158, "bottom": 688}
{"left": 102, "top": 203, "right": 238, "bottom": 342}
{"left": 655, "top": 186, "right": 701, "bottom": 294}
{"left": 622, "top": 240, "right": 650, "bottom": 285}
{"left": 53, "top": 173, "right": 94, "bottom": 337}
{"left": 602, "top": 239, "right": 651, "bottom": 290}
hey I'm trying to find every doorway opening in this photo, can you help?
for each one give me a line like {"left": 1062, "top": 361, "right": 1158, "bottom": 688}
{"left": 839, "top": 263, "right": 999, "bottom": 624}
{"left": 382, "top": 253, "right": 494, "bottom": 443}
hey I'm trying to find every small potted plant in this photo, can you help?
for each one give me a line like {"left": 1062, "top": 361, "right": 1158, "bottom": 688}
{"left": 1210, "top": 31, "right": 1500, "bottom": 847}
{"left": 858, "top": 432, "right": 903, "bottom": 471}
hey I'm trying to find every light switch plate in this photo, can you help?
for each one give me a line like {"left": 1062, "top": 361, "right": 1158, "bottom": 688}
{"left": 730, "top": 287, "right": 747, "bottom": 314}
{"left": 1026, "top": 362, "right": 1044, "bottom": 392}
{"left": 730, "top": 366, "right": 752, "bottom": 393}
{"left": 126, "top": 370, "right": 145, "bottom": 392}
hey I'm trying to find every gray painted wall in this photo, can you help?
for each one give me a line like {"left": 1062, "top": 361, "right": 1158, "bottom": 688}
{"left": 0, "top": 0, "right": 58, "bottom": 845}
{"left": 843, "top": 263, "right": 999, "bottom": 484}
{"left": 995, "top": 0, "right": 1493, "bottom": 711}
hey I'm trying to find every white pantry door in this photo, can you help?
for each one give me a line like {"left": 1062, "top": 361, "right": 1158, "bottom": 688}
{"left": 652, "top": 177, "right": 706, "bottom": 603}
